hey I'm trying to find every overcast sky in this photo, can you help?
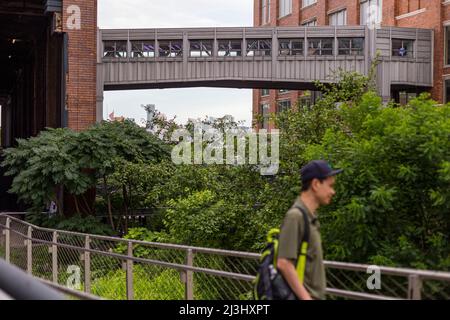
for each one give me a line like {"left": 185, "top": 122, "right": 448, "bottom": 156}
{"left": 98, "top": 0, "right": 254, "bottom": 126}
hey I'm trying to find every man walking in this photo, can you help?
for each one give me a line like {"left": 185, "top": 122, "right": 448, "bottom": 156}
{"left": 277, "top": 160, "right": 343, "bottom": 300}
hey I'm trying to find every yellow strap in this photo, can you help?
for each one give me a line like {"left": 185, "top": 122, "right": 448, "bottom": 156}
{"left": 296, "top": 242, "right": 308, "bottom": 284}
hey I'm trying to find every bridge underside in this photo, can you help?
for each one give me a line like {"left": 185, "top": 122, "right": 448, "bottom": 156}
{"left": 104, "top": 80, "right": 322, "bottom": 91}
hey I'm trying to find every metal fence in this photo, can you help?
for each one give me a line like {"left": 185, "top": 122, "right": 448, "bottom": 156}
{"left": 0, "top": 213, "right": 449, "bottom": 300}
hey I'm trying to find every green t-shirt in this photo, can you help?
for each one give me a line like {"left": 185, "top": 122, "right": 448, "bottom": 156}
{"left": 278, "top": 197, "right": 327, "bottom": 300}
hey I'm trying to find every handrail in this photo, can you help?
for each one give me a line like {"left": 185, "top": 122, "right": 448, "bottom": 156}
{"left": 1, "top": 214, "right": 449, "bottom": 300}
{"left": 1, "top": 213, "right": 448, "bottom": 282}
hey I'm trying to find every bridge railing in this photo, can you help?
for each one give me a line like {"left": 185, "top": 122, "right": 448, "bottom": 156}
{"left": 0, "top": 213, "right": 449, "bottom": 300}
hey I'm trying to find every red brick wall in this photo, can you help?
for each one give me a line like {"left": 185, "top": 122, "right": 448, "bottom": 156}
{"left": 393, "top": 0, "right": 444, "bottom": 103}
{"left": 62, "top": 0, "right": 97, "bottom": 131}
{"left": 252, "top": 0, "right": 447, "bottom": 125}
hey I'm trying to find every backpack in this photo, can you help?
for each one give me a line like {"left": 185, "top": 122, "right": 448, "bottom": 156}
{"left": 253, "top": 205, "right": 310, "bottom": 300}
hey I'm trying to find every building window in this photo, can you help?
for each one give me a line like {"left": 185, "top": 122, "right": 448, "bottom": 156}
{"left": 302, "top": 18, "right": 317, "bottom": 26}
{"left": 445, "top": 26, "right": 450, "bottom": 66}
{"left": 302, "top": 0, "right": 317, "bottom": 8}
{"left": 190, "top": 40, "right": 213, "bottom": 57}
{"left": 392, "top": 39, "right": 414, "bottom": 57}
{"left": 279, "top": 39, "right": 304, "bottom": 56}
{"left": 218, "top": 40, "right": 242, "bottom": 57}
{"left": 261, "top": 0, "right": 271, "bottom": 24}
{"left": 329, "top": 9, "right": 347, "bottom": 26}
{"left": 261, "top": 89, "right": 270, "bottom": 96}
{"left": 445, "top": 79, "right": 450, "bottom": 104}
{"left": 279, "top": 0, "right": 292, "bottom": 18}
{"left": 338, "top": 38, "right": 364, "bottom": 55}
{"left": 360, "top": 0, "right": 383, "bottom": 27}
{"left": 131, "top": 41, "right": 155, "bottom": 58}
{"left": 277, "top": 100, "right": 292, "bottom": 113}
{"left": 158, "top": 40, "right": 183, "bottom": 57}
{"left": 298, "top": 95, "right": 312, "bottom": 109}
{"left": 308, "top": 38, "right": 334, "bottom": 56}
{"left": 260, "top": 103, "right": 270, "bottom": 129}
{"left": 103, "top": 41, "right": 128, "bottom": 58}
{"left": 399, "top": 92, "right": 417, "bottom": 106}
{"left": 247, "top": 39, "right": 272, "bottom": 56}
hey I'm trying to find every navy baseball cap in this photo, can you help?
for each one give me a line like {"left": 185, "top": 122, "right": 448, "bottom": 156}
{"left": 301, "top": 160, "right": 343, "bottom": 183}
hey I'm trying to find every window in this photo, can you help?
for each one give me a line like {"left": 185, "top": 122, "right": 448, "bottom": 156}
{"left": 218, "top": 40, "right": 242, "bottom": 57}
{"left": 279, "top": 39, "right": 304, "bottom": 56}
{"left": 298, "top": 95, "right": 312, "bottom": 109}
{"left": 247, "top": 39, "right": 272, "bottom": 56}
{"left": 338, "top": 38, "right": 364, "bottom": 55}
{"left": 261, "top": 0, "right": 271, "bottom": 24}
{"left": 277, "top": 100, "right": 291, "bottom": 113}
{"left": 260, "top": 103, "right": 270, "bottom": 129}
{"left": 360, "top": 0, "right": 382, "bottom": 27}
{"left": 329, "top": 9, "right": 347, "bottom": 26}
{"left": 279, "top": 89, "right": 290, "bottom": 94}
{"left": 446, "top": 26, "right": 450, "bottom": 66}
{"left": 399, "top": 92, "right": 417, "bottom": 106}
{"left": 261, "top": 89, "right": 270, "bottom": 96}
{"left": 302, "top": 18, "right": 317, "bottom": 27}
{"left": 308, "top": 38, "right": 334, "bottom": 56}
{"left": 303, "top": 0, "right": 317, "bottom": 8}
{"left": 190, "top": 40, "right": 213, "bottom": 57}
{"left": 279, "top": 0, "right": 292, "bottom": 18}
{"left": 103, "top": 41, "right": 128, "bottom": 58}
{"left": 392, "top": 39, "right": 414, "bottom": 57}
{"left": 131, "top": 41, "right": 155, "bottom": 58}
{"left": 445, "top": 79, "right": 450, "bottom": 104}
{"left": 158, "top": 40, "right": 183, "bottom": 57}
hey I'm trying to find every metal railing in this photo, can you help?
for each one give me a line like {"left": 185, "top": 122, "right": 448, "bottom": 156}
{"left": 0, "top": 213, "right": 449, "bottom": 300}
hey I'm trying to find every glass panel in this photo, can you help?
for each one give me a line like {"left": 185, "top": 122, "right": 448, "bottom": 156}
{"left": 247, "top": 39, "right": 272, "bottom": 56}
{"left": 446, "top": 80, "right": 450, "bottom": 104}
{"left": 131, "top": 41, "right": 155, "bottom": 58}
{"left": 115, "top": 42, "right": 127, "bottom": 58}
{"left": 103, "top": 41, "right": 116, "bottom": 58}
{"left": 277, "top": 100, "right": 291, "bottom": 113}
{"left": 218, "top": 40, "right": 242, "bottom": 57}
{"left": 158, "top": 41, "right": 182, "bottom": 58}
{"left": 392, "top": 39, "right": 414, "bottom": 57}
{"left": 446, "top": 26, "right": 450, "bottom": 65}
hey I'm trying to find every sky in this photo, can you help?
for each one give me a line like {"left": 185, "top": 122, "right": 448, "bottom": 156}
{"left": 98, "top": 0, "right": 254, "bottom": 126}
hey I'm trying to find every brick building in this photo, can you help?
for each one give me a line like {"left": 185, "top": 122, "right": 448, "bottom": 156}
{"left": 253, "top": 0, "right": 450, "bottom": 129}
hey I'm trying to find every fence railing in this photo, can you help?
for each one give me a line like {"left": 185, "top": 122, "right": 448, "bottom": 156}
{"left": 0, "top": 213, "right": 449, "bottom": 300}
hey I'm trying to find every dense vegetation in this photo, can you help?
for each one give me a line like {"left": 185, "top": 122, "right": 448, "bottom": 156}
{"left": 2, "top": 71, "right": 449, "bottom": 272}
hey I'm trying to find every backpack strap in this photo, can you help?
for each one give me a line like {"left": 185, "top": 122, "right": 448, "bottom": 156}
{"left": 293, "top": 205, "right": 310, "bottom": 285}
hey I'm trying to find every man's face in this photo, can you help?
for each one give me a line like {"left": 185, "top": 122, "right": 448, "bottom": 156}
{"left": 312, "top": 176, "right": 336, "bottom": 206}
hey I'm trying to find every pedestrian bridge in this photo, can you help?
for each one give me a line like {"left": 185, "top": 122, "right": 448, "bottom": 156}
{"left": 96, "top": 26, "right": 433, "bottom": 121}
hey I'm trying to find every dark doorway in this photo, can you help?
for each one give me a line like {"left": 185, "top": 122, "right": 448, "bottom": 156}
{"left": 0, "top": 1, "right": 66, "bottom": 211}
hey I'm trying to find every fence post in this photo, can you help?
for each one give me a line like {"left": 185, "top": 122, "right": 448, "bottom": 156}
{"left": 52, "top": 231, "right": 58, "bottom": 284}
{"left": 84, "top": 235, "right": 91, "bottom": 293}
{"left": 5, "top": 218, "right": 10, "bottom": 263}
{"left": 26, "top": 226, "right": 32, "bottom": 274}
{"left": 408, "top": 275, "right": 422, "bottom": 300}
{"left": 185, "top": 249, "right": 194, "bottom": 300}
{"left": 126, "top": 241, "right": 134, "bottom": 300}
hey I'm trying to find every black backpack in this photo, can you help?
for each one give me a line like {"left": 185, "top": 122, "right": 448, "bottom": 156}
{"left": 253, "top": 205, "right": 310, "bottom": 300}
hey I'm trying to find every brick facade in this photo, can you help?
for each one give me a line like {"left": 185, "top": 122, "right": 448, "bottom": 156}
{"left": 253, "top": 0, "right": 448, "bottom": 129}
{"left": 63, "top": 0, "right": 97, "bottom": 131}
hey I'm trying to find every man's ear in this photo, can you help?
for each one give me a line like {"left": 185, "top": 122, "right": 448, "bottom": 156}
{"left": 311, "top": 178, "right": 320, "bottom": 191}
